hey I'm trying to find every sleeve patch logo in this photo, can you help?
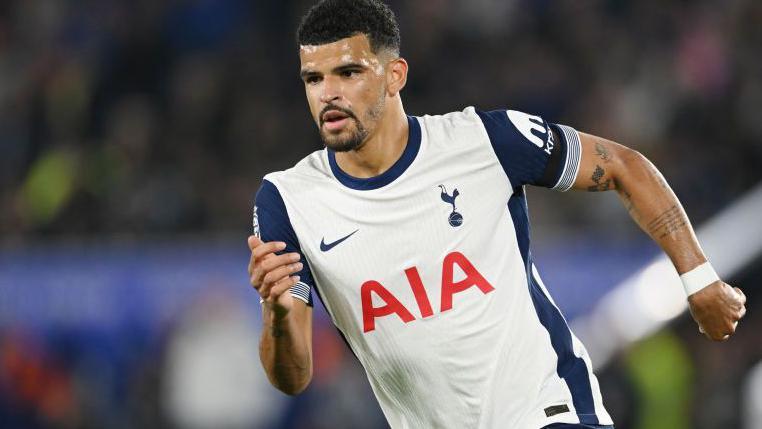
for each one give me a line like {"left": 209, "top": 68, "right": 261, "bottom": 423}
{"left": 252, "top": 205, "right": 260, "bottom": 238}
{"left": 506, "top": 110, "right": 553, "bottom": 155}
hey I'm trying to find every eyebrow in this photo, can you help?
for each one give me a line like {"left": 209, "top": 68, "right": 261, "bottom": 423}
{"left": 300, "top": 62, "right": 368, "bottom": 79}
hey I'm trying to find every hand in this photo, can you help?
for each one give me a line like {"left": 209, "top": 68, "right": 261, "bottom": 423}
{"left": 687, "top": 281, "right": 746, "bottom": 341}
{"left": 247, "top": 235, "right": 303, "bottom": 319}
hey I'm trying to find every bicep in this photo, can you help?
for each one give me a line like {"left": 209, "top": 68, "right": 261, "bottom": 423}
{"left": 570, "top": 131, "right": 634, "bottom": 192}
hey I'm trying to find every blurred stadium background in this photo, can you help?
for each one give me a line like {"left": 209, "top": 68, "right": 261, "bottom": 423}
{"left": 0, "top": 0, "right": 760, "bottom": 428}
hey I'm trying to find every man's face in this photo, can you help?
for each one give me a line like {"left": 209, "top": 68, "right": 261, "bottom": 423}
{"left": 299, "top": 34, "right": 388, "bottom": 152}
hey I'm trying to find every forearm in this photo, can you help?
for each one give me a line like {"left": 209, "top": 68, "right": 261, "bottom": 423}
{"left": 578, "top": 133, "right": 706, "bottom": 274}
{"left": 572, "top": 133, "right": 745, "bottom": 340}
{"left": 612, "top": 151, "right": 705, "bottom": 273}
{"left": 259, "top": 305, "right": 312, "bottom": 395}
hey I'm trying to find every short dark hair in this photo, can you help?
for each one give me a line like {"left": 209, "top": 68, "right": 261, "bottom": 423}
{"left": 296, "top": 0, "right": 401, "bottom": 55}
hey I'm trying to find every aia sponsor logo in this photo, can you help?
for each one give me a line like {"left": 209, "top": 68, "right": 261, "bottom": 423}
{"left": 361, "top": 251, "right": 494, "bottom": 333}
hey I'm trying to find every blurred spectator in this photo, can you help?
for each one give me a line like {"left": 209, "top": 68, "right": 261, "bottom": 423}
{"left": 0, "top": 0, "right": 759, "bottom": 239}
{"left": 163, "top": 291, "right": 285, "bottom": 429}
{"left": 0, "top": 331, "right": 80, "bottom": 428}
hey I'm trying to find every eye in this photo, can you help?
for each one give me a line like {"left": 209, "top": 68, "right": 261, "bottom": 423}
{"left": 304, "top": 75, "right": 322, "bottom": 85}
{"left": 340, "top": 69, "right": 360, "bottom": 78}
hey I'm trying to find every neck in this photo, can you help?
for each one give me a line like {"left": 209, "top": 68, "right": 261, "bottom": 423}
{"left": 334, "top": 99, "right": 408, "bottom": 178}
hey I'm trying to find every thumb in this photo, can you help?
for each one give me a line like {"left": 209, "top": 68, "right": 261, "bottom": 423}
{"left": 248, "top": 235, "right": 262, "bottom": 250}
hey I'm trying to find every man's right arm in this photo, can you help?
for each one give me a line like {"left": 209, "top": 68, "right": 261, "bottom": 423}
{"left": 248, "top": 236, "right": 313, "bottom": 395}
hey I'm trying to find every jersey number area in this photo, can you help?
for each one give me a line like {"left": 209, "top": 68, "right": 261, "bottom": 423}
{"left": 361, "top": 251, "right": 495, "bottom": 332}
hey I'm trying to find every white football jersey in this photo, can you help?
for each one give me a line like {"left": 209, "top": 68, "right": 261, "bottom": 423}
{"left": 254, "top": 107, "right": 613, "bottom": 428}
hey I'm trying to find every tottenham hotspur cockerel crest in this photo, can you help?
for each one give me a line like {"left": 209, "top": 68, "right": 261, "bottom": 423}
{"left": 438, "top": 184, "right": 463, "bottom": 227}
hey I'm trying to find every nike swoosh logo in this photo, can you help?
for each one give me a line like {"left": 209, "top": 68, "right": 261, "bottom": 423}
{"left": 320, "top": 229, "right": 359, "bottom": 252}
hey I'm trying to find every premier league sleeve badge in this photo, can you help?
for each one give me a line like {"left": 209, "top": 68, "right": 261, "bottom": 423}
{"left": 252, "top": 205, "right": 261, "bottom": 238}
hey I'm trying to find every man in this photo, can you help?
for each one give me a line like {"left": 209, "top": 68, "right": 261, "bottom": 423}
{"left": 247, "top": 0, "right": 747, "bottom": 427}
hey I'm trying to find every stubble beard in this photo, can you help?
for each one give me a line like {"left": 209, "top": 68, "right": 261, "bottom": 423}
{"left": 320, "top": 94, "right": 385, "bottom": 153}
{"left": 320, "top": 118, "right": 369, "bottom": 152}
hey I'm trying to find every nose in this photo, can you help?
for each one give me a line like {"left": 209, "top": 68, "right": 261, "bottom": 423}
{"left": 319, "top": 76, "right": 341, "bottom": 104}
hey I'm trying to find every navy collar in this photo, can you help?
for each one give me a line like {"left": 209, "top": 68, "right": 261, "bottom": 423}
{"left": 328, "top": 115, "right": 421, "bottom": 191}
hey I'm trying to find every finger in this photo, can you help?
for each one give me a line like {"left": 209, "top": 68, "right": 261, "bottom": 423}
{"left": 734, "top": 287, "right": 746, "bottom": 304}
{"left": 701, "top": 323, "right": 729, "bottom": 341}
{"left": 263, "top": 262, "right": 303, "bottom": 287}
{"left": 252, "top": 241, "right": 287, "bottom": 261}
{"left": 266, "top": 275, "right": 301, "bottom": 303}
{"left": 726, "top": 321, "right": 737, "bottom": 336}
{"left": 247, "top": 236, "right": 269, "bottom": 275}
{"left": 248, "top": 235, "right": 261, "bottom": 250}
{"left": 738, "top": 305, "right": 746, "bottom": 320}
{"left": 248, "top": 242, "right": 259, "bottom": 276}
{"left": 258, "top": 273, "right": 277, "bottom": 299}
{"left": 258, "top": 258, "right": 301, "bottom": 297}
{"left": 259, "top": 252, "right": 301, "bottom": 274}
{"left": 263, "top": 275, "right": 300, "bottom": 302}
{"left": 710, "top": 330, "right": 730, "bottom": 341}
{"left": 254, "top": 253, "right": 300, "bottom": 286}
{"left": 249, "top": 242, "right": 288, "bottom": 279}
{"left": 712, "top": 321, "right": 737, "bottom": 341}
{"left": 248, "top": 248, "right": 281, "bottom": 278}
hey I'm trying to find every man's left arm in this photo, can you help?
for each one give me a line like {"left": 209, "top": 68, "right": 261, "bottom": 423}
{"left": 569, "top": 131, "right": 747, "bottom": 341}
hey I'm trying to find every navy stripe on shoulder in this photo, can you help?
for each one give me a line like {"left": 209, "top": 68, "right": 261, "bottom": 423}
{"left": 254, "top": 179, "right": 315, "bottom": 306}
{"left": 476, "top": 109, "right": 561, "bottom": 189}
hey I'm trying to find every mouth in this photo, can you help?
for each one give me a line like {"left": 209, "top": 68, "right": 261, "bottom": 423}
{"left": 322, "top": 110, "right": 352, "bottom": 131}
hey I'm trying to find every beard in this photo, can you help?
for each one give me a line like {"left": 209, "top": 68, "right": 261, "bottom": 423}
{"left": 319, "top": 115, "right": 369, "bottom": 152}
{"left": 319, "top": 94, "right": 385, "bottom": 152}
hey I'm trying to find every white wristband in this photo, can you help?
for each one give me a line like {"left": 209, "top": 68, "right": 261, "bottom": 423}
{"left": 680, "top": 262, "right": 720, "bottom": 295}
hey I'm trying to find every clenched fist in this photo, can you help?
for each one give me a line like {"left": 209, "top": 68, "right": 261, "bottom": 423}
{"left": 688, "top": 281, "right": 746, "bottom": 341}
{"left": 247, "top": 235, "right": 303, "bottom": 319}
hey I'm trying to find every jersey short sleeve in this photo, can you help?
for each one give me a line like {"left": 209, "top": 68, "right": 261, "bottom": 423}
{"left": 475, "top": 109, "right": 582, "bottom": 191}
{"left": 253, "top": 179, "right": 315, "bottom": 306}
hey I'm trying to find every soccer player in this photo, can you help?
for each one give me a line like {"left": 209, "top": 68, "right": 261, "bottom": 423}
{"left": 246, "top": 1, "right": 747, "bottom": 427}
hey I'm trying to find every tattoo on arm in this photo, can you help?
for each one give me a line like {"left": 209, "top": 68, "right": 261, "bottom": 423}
{"left": 270, "top": 324, "right": 284, "bottom": 338}
{"left": 616, "top": 180, "right": 635, "bottom": 213}
{"left": 587, "top": 164, "right": 612, "bottom": 191}
{"left": 646, "top": 205, "right": 687, "bottom": 238}
{"left": 263, "top": 308, "right": 286, "bottom": 338}
{"left": 592, "top": 165, "right": 604, "bottom": 182}
{"left": 595, "top": 142, "right": 612, "bottom": 163}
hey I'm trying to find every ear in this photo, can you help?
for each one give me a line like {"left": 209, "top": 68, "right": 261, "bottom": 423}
{"left": 385, "top": 57, "right": 408, "bottom": 96}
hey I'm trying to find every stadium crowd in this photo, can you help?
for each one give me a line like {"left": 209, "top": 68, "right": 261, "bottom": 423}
{"left": 0, "top": 1, "right": 760, "bottom": 428}
{"left": 1, "top": 0, "right": 760, "bottom": 239}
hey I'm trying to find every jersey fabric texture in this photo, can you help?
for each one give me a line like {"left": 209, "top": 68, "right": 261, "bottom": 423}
{"left": 253, "top": 107, "right": 613, "bottom": 428}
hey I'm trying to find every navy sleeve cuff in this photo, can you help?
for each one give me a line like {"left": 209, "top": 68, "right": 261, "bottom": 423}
{"left": 550, "top": 124, "right": 582, "bottom": 192}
